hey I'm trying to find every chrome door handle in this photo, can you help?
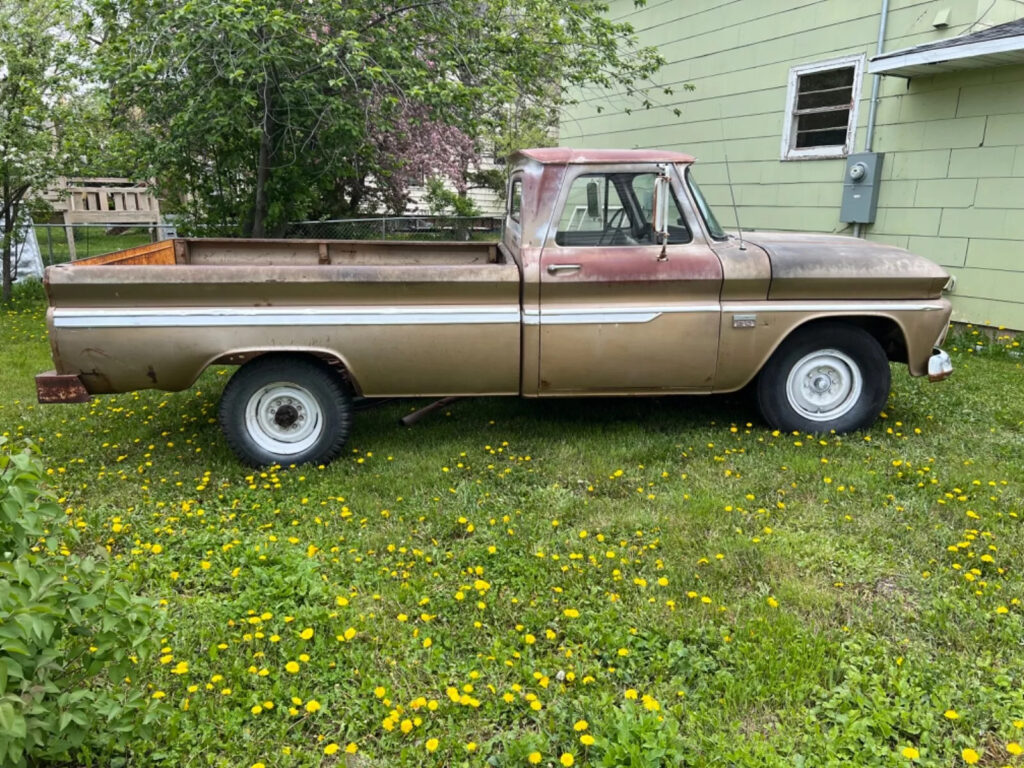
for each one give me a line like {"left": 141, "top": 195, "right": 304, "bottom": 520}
{"left": 547, "top": 263, "right": 582, "bottom": 275}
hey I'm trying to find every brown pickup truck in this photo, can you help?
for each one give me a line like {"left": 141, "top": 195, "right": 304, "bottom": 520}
{"left": 37, "top": 148, "right": 953, "bottom": 466}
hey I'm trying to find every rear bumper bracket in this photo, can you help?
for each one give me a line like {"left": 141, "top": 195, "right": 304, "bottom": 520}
{"left": 36, "top": 371, "right": 92, "bottom": 403}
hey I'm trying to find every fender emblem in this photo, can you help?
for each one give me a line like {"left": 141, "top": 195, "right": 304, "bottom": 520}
{"left": 732, "top": 313, "right": 757, "bottom": 329}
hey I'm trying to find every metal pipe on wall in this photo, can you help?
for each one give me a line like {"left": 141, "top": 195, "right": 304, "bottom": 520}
{"left": 854, "top": 0, "right": 890, "bottom": 240}
{"left": 864, "top": 0, "right": 891, "bottom": 153}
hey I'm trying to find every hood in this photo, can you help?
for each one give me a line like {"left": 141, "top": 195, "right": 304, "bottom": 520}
{"left": 743, "top": 231, "right": 950, "bottom": 300}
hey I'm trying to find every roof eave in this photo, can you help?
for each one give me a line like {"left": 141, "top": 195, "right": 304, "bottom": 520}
{"left": 869, "top": 33, "right": 1024, "bottom": 76}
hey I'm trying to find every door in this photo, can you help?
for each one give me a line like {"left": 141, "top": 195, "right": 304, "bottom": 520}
{"left": 537, "top": 168, "right": 723, "bottom": 393}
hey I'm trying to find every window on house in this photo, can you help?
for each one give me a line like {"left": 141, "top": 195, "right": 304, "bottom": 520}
{"left": 781, "top": 55, "right": 864, "bottom": 160}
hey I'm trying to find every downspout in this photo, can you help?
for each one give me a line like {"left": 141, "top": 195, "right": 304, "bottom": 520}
{"left": 864, "top": 0, "right": 890, "bottom": 152}
{"left": 854, "top": 0, "right": 890, "bottom": 238}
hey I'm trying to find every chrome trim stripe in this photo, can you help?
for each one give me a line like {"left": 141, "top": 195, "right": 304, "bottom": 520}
{"left": 725, "top": 302, "right": 944, "bottom": 313}
{"left": 53, "top": 306, "right": 521, "bottom": 329}
{"left": 526, "top": 311, "right": 661, "bottom": 325}
{"left": 523, "top": 304, "right": 719, "bottom": 326}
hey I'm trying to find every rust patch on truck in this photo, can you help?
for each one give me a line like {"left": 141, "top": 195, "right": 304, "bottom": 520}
{"left": 35, "top": 372, "right": 91, "bottom": 403}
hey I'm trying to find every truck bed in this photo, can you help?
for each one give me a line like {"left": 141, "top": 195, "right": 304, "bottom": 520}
{"left": 44, "top": 238, "right": 521, "bottom": 397}
{"left": 74, "top": 237, "right": 503, "bottom": 267}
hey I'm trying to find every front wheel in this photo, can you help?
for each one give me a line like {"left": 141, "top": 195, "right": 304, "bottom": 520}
{"left": 219, "top": 355, "right": 353, "bottom": 467}
{"left": 756, "top": 323, "right": 890, "bottom": 434}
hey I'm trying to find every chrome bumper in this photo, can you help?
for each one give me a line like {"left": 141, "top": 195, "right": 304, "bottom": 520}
{"left": 927, "top": 348, "right": 953, "bottom": 382}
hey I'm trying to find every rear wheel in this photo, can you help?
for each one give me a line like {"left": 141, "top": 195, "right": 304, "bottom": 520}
{"left": 219, "top": 355, "right": 352, "bottom": 467}
{"left": 757, "top": 323, "right": 890, "bottom": 434}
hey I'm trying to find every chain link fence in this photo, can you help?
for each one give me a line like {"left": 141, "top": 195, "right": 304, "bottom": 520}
{"left": 32, "top": 216, "right": 502, "bottom": 265}
{"left": 33, "top": 223, "right": 166, "bottom": 265}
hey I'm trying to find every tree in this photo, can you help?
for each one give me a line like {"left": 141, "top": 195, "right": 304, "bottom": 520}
{"left": 91, "top": 0, "right": 666, "bottom": 235}
{"left": 0, "top": 0, "right": 84, "bottom": 302}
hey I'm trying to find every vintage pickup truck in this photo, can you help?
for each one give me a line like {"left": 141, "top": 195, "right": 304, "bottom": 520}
{"left": 37, "top": 148, "right": 953, "bottom": 466}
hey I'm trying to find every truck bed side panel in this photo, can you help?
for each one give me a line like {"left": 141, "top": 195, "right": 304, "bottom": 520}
{"left": 46, "top": 263, "right": 521, "bottom": 397}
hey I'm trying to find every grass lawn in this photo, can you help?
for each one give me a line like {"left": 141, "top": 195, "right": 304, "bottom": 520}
{"left": 3, "top": 284, "right": 1024, "bottom": 767}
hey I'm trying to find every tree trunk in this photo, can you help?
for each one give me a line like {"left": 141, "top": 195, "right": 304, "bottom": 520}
{"left": 2, "top": 237, "right": 12, "bottom": 304}
{"left": 251, "top": 78, "right": 272, "bottom": 238}
{"left": 2, "top": 182, "right": 13, "bottom": 304}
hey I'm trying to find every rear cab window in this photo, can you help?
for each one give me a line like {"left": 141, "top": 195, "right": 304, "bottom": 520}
{"left": 508, "top": 177, "right": 523, "bottom": 223}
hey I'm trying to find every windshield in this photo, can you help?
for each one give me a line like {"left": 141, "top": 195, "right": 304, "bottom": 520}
{"left": 686, "top": 168, "right": 727, "bottom": 240}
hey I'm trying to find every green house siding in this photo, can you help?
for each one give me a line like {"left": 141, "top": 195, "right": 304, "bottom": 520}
{"left": 560, "top": 0, "right": 1024, "bottom": 329}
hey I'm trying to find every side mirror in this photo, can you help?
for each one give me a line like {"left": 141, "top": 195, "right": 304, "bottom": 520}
{"left": 586, "top": 182, "right": 600, "bottom": 219}
{"left": 652, "top": 173, "right": 670, "bottom": 243}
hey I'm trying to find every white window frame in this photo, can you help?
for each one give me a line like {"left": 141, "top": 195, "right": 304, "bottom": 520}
{"left": 781, "top": 54, "right": 865, "bottom": 161}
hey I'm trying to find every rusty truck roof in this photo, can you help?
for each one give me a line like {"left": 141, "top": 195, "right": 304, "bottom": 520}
{"left": 514, "top": 147, "right": 696, "bottom": 165}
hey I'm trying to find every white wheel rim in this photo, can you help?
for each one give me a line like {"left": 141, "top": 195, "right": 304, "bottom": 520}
{"left": 785, "top": 349, "right": 863, "bottom": 422}
{"left": 243, "top": 382, "right": 324, "bottom": 455}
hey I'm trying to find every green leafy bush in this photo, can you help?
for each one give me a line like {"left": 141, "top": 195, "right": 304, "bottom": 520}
{"left": 592, "top": 704, "right": 686, "bottom": 767}
{"left": 0, "top": 439, "right": 164, "bottom": 767}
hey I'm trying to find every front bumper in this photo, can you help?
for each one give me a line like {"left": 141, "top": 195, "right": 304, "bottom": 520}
{"left": 927, "top": 348, "right": 953, "bottom": 382}
{"left": 36, "top": 371, "right": 92, "bottom": 403}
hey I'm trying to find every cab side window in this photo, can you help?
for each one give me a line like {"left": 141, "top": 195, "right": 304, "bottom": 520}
{"left": 555, "top": 172, "right": 692, "bottom": 247}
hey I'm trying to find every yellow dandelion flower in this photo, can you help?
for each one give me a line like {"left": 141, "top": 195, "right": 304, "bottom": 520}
{"left": 345, "top": 742, "right": 358, "bottom": 754}
{"left": 1007, "top": 742, "right": 1023, "bottom": 756}
{"left": 961, "top": 747, "right": 980, "bottom": 764}
{"left": 299, "top": 627, "right": 314, "bottom": 640}
{"left": 901, "top": 746, "right": 919, "bottom": 759}
{"left": 426, "top": 738, "right": 439, "bottom": 752}
{"left": 580, "top": 734, "right": 595, "bottom": 746}
{"left": 528, "top": 752, "right": 542, "bottom": 765}
{"left": 574, "top": 720, "right": 588, "bottom": 731}
{"left": 560, "top": 753, "right": 575, "bottom": 767}
{"left": 285, "top": 661, "right": 300, "bottom": 674}
{"left": 944, "top": 709, "right": 959, "bottom": 720}
{"left": 766, "top": 596, "right": 779, "bottom": 608}
{"left": 323, "top": 743, "right": 339, "bottom": 755}
{"left": 305, "top": 700, "right": 321, "bottom": 713}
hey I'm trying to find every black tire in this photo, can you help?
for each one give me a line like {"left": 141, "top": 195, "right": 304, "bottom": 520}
{"left": 218, "top": 354, "right": 352, "bottom": 467}
{"left": 756, "top": 322, "right": 890, "bottom": 434}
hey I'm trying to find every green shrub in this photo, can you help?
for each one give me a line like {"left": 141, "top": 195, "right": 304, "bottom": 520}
{"left": 0, "top": 439, "right": 164, "bottom": 767}
{"left": 592, "top": 704, "right": 686, "bottom": 767}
